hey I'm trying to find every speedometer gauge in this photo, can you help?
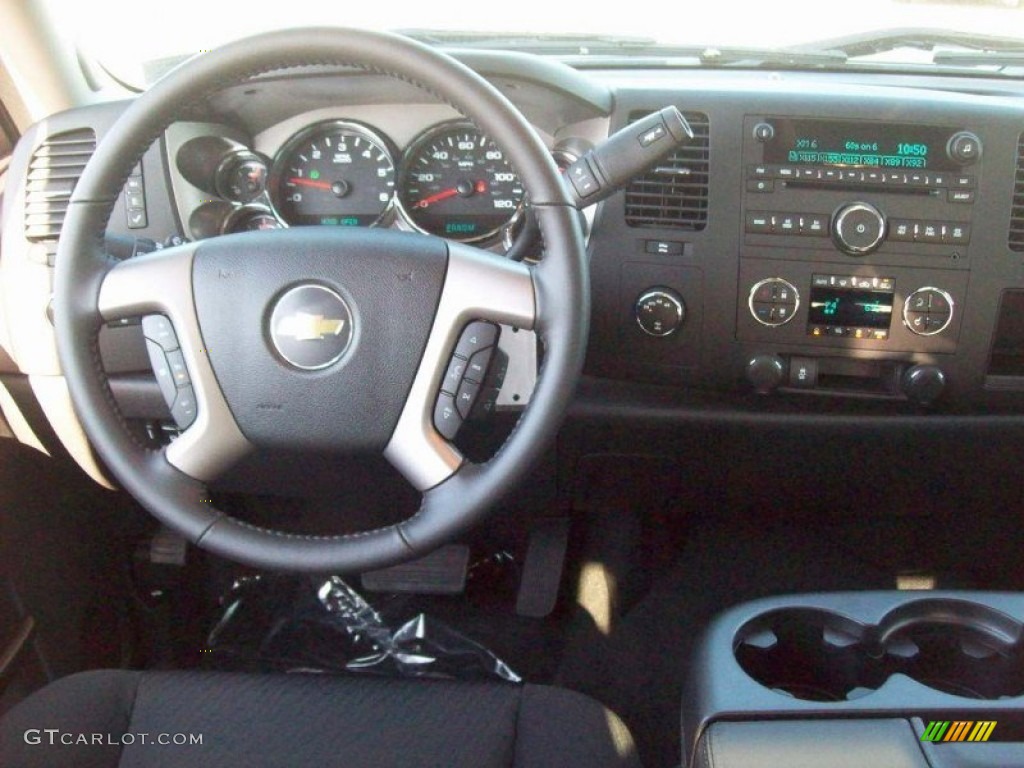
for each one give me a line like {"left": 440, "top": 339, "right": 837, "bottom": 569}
{"left": 398, "top": 122, "right": 524, "bottom": 242}
{"left": 270, "top": 121, "right": 395, "bottom": 227}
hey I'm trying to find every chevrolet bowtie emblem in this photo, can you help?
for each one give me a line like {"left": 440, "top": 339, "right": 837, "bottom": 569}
{"left": 276, "top": 312, "right": 347, "bottom": 342}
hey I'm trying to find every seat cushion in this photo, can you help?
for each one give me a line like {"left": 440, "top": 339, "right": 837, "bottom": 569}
{"left": 0, "top": 670, "right": 641, "bottom": 767}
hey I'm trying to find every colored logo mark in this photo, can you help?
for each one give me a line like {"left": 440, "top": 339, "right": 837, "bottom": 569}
{"left": 921, "top": 721, "right": 996, "bottom": 743}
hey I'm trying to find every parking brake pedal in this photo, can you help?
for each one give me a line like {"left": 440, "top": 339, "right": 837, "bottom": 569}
{"left": 516, "top": 518, "right": 570, "bottom": 618}
{"left": 361, "top": 544, "right": 470, "bottom": 594}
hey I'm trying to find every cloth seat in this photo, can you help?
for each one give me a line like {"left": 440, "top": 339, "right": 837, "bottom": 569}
{"left": 0, "top": 669, "right": 642, "bottom": 767}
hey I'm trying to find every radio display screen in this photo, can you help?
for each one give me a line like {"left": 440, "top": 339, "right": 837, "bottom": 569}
{"left": 764, "top": 118, "right": 959, "bottom": 171}
{"left": 808, "top": 276, "right": 895, "bottom": 338}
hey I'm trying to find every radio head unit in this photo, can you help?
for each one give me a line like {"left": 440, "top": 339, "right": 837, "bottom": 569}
{"left": 762, "top": 118, "right": 966, "bottom": 172}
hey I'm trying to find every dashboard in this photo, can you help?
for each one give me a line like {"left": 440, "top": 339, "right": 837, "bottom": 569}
{"left": 5, "top": 51, "right": 1024, "bottom": 483}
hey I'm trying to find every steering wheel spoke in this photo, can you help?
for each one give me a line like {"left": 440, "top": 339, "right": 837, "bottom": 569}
{"left": 385, "top": 242, "right": 535, "bottom": 491}
{"left": 98, "top": 244, "right": 252, "bottom": 483}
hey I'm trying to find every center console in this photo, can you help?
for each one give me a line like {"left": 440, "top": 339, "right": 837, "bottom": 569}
{"left": 683, "top": 592, "right": 1024, "bottom": 768}
{"left": 737, "top": 116, "right": 978, "bottom": 401}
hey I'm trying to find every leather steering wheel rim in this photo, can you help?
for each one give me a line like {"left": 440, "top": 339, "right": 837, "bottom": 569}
{"left": 54, "top": 28, "right": 588, "bottom": 573}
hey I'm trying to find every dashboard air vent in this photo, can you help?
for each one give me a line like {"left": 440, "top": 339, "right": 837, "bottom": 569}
{"left": 624, "top": 110, "right": 709, "bottom": 230}
{"left": 1011, "top": 132, "right": 1024, "bottom": 253}
{"left": 23, "top": 128, "right": 97, "bottom": 242}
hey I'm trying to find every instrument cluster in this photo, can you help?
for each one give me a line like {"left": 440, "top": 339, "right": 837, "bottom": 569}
{"left": 177, "top": 118, "right": 535, "bottom": 246}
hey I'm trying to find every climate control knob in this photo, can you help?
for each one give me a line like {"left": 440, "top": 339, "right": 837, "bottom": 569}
{"left": 903, "top": 288, "right": 954, "bottom": 336}
{"left": 748, "top": 278, "right": 799, "bottom": 327}
{"left": 832, "top": 202, "right": 886, "bottom": 255}
{"left": 635, "top": 288, "right": 685, "bottom": 337}
{"left": 902, "top": 364, "right": 947, "bottom": 407}
{"left": 746, "top": 354, "right": 787, "bottom": 395}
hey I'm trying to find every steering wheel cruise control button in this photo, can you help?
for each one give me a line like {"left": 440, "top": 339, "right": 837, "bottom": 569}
{"left": 171, "top": 386, "right": 197, "bottom": 430}
{"left": 166, "top": 350, "right": 191, "bottom": 388}
{"left": 142, "top": 314, "right": 179, "bottom": 352}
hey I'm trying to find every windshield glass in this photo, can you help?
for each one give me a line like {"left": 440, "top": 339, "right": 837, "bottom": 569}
{"left": 44, "top": 0, "right": 1024, "bottom": 87}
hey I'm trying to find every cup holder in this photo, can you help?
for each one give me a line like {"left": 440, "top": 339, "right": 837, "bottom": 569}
{"left": 734, "top": 599, "right": 1024, "bottom": 702}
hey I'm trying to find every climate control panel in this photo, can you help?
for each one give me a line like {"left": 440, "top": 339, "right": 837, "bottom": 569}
{"left": 737, "top": 260, "right": 966, "bottom": 354}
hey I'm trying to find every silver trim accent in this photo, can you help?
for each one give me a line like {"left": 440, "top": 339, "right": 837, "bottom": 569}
{"left": 903, "top": 287, "right": 955, "bottom": 337}
{"left": 97, "top": 244, "right": 252, "bottom": 482}
{"left": 833, "top": 202, "right": 886, "bottom": 255}
{"left": 747, "top": 278, "right": 800, "bottom": 328}
{"left": 635, "top": 288, "right": 684, "bottom": 337}
{"left": 384, "top": 242, "right": 536, "bottom": 491}
{"left": 267, "top": 119, "right": 398, "bottom": 228}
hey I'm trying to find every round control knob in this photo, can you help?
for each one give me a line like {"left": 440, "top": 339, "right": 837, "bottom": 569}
{"left": 753, "top": 122, "right": 775, "bottom": 142}
{"left": 903, "top": 287, "right": 954, "bottom": 336}
{"left": 946, "top": 131, "right": 982, "bottom": 166}
{"left": 748, "top": 278, "right": 799, "bottom": 327}
{"left": 902, "top": 364, "right": 947, "bottom": 407}
{"left": 635, "top": 288, "right": 685, "bottom": 337}
{"left": 746, "top": 354, "right": 787, "bottom": 395}
{"left": 832, "top": 202, "right": 886, "bottom": 255}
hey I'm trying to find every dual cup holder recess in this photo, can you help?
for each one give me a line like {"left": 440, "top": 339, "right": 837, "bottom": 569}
{"left": 734, "top": 598, "right": 1024, "bottom": 702}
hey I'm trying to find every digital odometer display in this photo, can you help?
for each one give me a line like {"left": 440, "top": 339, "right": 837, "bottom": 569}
{"left": 764, "top": 119, "right": 960, "bottom": 171}
{"left": 398, "top": 122, "right": 524, "bottom": 242}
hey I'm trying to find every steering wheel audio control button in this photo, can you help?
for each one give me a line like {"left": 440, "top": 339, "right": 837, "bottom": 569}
{"left": 455, "top": 379, "right": 482, "bottom": 419}
{"left": 454, "top": 321, "right": 499, "bottom": 359}
{"left": 441, "top": 357, "right": 467, "bottom": 395}
{"left": 433, "top": 393, "right": 462, "bottom": 441}
{"left": 465, "top": 347, "right": 494, "bottom": 383}
{"left": 146, "top": 340, "right": 178, "bottom": 408}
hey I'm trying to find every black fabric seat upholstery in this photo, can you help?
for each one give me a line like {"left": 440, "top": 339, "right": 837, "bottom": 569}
{"left": 0, "top": 669, "right": 642, "bottom": 767}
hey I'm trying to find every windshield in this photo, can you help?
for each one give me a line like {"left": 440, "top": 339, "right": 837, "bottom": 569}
{"left": 44, "top": 0, "right": 1024, "bottom": 87}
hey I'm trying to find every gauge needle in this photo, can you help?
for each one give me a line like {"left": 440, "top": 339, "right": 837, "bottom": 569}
{"left": 415, "top": 188, "right": 460, "bottom": 208}
{"left": 287, "top": 177, "right": 332, "bottom": 190}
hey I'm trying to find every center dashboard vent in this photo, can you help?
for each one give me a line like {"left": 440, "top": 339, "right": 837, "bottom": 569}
{"left": 1011, "top": 132, "right": 1024, "bottom": 253}
{"left": 23, "top": 128, "right": 97, "bottom": 243}
{"left": 624, "top": 110, "right": 709, "bottom": 230}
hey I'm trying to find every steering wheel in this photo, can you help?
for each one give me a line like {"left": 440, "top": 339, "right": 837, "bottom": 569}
{"left": 53, "top": 28, "right": 588, "bottom": 573}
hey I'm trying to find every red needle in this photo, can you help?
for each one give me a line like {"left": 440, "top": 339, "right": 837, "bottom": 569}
{"left": 416, "top": 187, "right": 460, "bottom": 208}
{"left": 288, "top": 177, "right": 332, "bottom": 190}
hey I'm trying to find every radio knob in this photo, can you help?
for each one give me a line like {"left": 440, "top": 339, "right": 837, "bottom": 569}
{"left": 832, "top": 202, "right": 886, "bottom": 255}
{"left": 635, "top": 288, "right": 685, "bottom": 337}
{"left": 947, "top": 131, "right": 982, "bottom": 166}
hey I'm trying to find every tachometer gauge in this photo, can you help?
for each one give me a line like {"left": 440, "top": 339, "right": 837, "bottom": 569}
{"left": 398, "top": 122, "right": 524, "bottom": 242}
{"left": 270, "top": 121, "right": 395, "bottom": 227}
